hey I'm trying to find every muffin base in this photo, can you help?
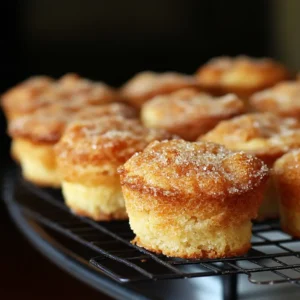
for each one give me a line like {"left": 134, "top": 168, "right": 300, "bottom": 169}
{"left": 280, "top": 205, "right": 300, "bottom": 237}
{"left": 11, "top": 139, "right": 20, "bottom": 162}
{"left": 14, "top": 138, "right": 60, "bottom": 187}
{"left": 62, "top": 181, "right": 128, "bottom": 221}
{"left": 129, "top": 209, "right": 252, "bottom": 258}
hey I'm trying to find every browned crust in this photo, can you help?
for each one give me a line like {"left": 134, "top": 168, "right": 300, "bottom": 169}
{"left": 55, "top": 117, "right": 175, "bottom": 170}
{"left": 119, "top": 140, "right": 269, "bottom": 224}
{"left": 1, "top": 76, "right": 54, "bottom": 120}
{"left": 250, "top": 96, "right": 300, "bottom": 118}
{"left": 120, "top": 71, "right": 201, "bottom": 108}
{"left": 8, "top": 105, "right": 74, "bottom": 144}
{"left": 70, "top": 206, "right": 128, "bottom": 221}
{"left": 250, "top": 81, "right": 300, "bottom": 118}
{"left": 132, "top": 237, "right": 251, "bottom": 259}
{"left": 196, "top": 56, "right": 290, "bottom": 98}
{"left": 273, "top": 151, "right": 300, "bottom": 211}
{"left": 141, "top": 90, "right": 245, "bottom": 141}
{"left": 162, "top": 115, "right": 234, "bottom": 141}
{"left": 2, "top": 73, "right": 121, "bottom": 120}
{"left": 200, "top": 113, "right": 300, "bottom": 167}
{"left": 122, "top": 178, "right": 268, "bottom": 226}
{"left": 8, "top": 103, "right": 138, "bottom": 144}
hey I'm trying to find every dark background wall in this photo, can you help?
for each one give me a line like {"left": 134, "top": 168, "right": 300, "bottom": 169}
{"left": 0, "top": 0, "right": 272, "bottom": 159}
{"left": 0, "top": 1, "right": 297, "bottom": 298}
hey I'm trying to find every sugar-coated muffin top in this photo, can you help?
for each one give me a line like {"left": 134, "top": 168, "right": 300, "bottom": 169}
{"left": 1, "top": 76, "right": 54, "bottom": 115}
{"left": 42, "top": 73, "right": 119, "bottom": 105}
{"left": 9, "top": 103, "right": 137, "bottom": 144}
{"left": 196, "top": 56, "right": 289, "bottom": 95}
{"left": 250, "top": 80, "right": 300, "bottom": 117}
{"left": 141, "top": 88, "right": 245, "bottom": 140}
{"left": 120, "top": 71, "right": 199, "bottom": 107}
{"left": 2, "top": 73, "right": 120, "bottom": 118}
{"left": 55, "top": 116, "right": 175, "bottom": 166}
{"left": 119, "top": 140, "right": 269, "bottom": 223}
{"left": 201, "top": 113, "right": 300, "bottom": 165}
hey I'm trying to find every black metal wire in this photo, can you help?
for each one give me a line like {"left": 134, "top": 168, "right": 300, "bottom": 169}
{"left": 12, "top": 175, "right": 300, "bottom": 285}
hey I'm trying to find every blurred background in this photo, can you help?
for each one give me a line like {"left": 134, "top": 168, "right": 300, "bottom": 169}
{"left": 0, "top": 1, "right": 299, "bottom": 298}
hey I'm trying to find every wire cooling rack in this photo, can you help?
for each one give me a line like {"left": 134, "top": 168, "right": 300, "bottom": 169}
{"left": 3, "top": 168, "right": 300, "bottom": 294}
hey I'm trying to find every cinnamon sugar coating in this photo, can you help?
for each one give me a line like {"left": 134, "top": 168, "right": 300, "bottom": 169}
{"left": 141, "top": 88, "right": 245, "bottom": 140}
{"left": 250, "top": 81, "right": 300, "bottom": 118}
{"left": 201, "top": 113, "right": 300, "bottom": 166}
{"left": 8, "top": 103, "right": 137, "bottom": 144}
{"left": 119, "top": 140, "right": 269, "bottom": 221}
{"left": 196, "top": 56, "right": 289, "bottom": 97}
{"left": 2, "top": 73, "right": 120, "bottom": 119}
{"left": 120, "top": 71, "right": 199, "bottom": 107}
{"left": 55, "top": 117, "right": 174, "bottom": 180}
{"left": 1, "top": 76, "right": 54, "bottom": 119}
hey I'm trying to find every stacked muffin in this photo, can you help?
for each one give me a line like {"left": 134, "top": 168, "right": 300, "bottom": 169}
{"left": 3, "top": 55, "right": 300, "bottom": 259}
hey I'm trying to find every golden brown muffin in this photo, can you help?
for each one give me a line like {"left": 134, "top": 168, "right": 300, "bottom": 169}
{"left": 273, "top": 150, "right": 300, "bottom": 237}
{"left": 141, "top": 88, "right": 245, "bottom": 140}
{"left": 250, "top": 81, "right": 300, "bottom": 118}
{"left": 1, "top": 76, "right": 54, "bottom": 121}
{"left": 8, "top": 103, "right": 137, "bottom": 187}
{"left": 119, "top": 140, "right": 269, "bottom": 258}
{"left": 196, "top": 56, "right": 289, "bottom": 98}
{"left": 201, "top": 113, "right": 300, "bottom": 220}
{"left": 120, "top": 71, "right": 199, "bottom": 108}
{"left": 2, "top": 73, "right": 120, "bottom": 120}
{"left": 55, "top": 117, "right": 174, "bottom": 221}
{"left": 8, "top": 105, "right": 77, "bottom": 187}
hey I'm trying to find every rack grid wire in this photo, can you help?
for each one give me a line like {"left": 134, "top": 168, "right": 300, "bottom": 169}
{"left": 5, "top": 171, "right": 300, "bottom": 287}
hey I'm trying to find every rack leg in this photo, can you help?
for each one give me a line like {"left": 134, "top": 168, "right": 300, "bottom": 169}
{"left": 222, "top": 274, "right": 238, "bottom": 300}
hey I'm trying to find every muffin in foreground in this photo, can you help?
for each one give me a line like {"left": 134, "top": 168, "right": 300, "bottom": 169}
{"left": 274, "top": 150, "right": 300, "bottom": 237}
{"left": 1, "top": 76, "right": 54, "bottom": 121}
{"left": 141, "top": 88, "right": 245, "bottom": 141}
{"left": 8, "top": 103, "right": 137, "bottom": 187}
{"left": 119, "top": 140, "right": 269, "bottom": 258}
{"left": 201, "top": 113, "right": 300, "bottom": 220}
{"left": 120, "top": 71, "right": 199, "bottom": 108}
{"left": 196, "top": 56, "right": 289, "bottom": 98}
{"left": 55, "top": 117, "right": 174, "bottom": 221}
{"left": 250, "top": 80, "right": 300, "bottom": 118}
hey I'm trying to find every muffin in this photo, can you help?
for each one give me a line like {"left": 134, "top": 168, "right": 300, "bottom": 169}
{"left": 1, "top": 76, "right": 54, "bottom": 121}
{"left": 250, "top": 80, "right": 300, "bottom": 118}
{"left": 120, "top": 71, "right": 199, "bottom": 108}
{"left": 196, "top": 56, "right": 289, "bottom": 98}
{"left": 141, "top": 88, "right": 245, "bottom": 141}
{"left": 201, "top": 113, "right": 300, "bottom": 220}
{"left": 274, "top": 150, "right": 300, "bottom": 237}
{"left": 9, "top": 103, "right": 137, "bottom": 187}
{"left": 2, "top": 73, "right": 120, "bottom": 120}
{"left": 55, "top": 117, "right": 174, "bottom": 221}
{"left": 119, "top": 140, "right": 269, "bottom": 258}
